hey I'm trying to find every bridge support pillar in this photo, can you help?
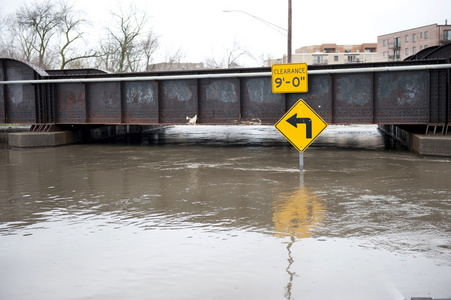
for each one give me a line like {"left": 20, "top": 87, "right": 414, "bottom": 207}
{"left": 7, "top": 125, "right": 143, "bottom": 148}
{"left": 379, "top": 125, "right": 451, "bottom": 158}
{"left": 8, "top": 131, "right": 80, "bottom": 148}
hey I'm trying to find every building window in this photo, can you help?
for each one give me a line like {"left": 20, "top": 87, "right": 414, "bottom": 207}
{"left": 336, "top": 49, "right": 340, "bottom": 53}
{"left": 425, "top": 45, "right": 428, "bottom": 48}
{"left": 394, "top": 37, "right": 400, "bottom": 47}
{"left": 425, "top": 31, "right": 428, "bottom": 39}
{"left": 413, "top": 47, "right": 416, "bottom": 54}
{"left": 394, "top": 49, "right": 400, "bottom": 60}
{"left": 420, "top": 32, "right": 423, "bottom": 38}
{"left": 413, "top": 34, "right": 417, "bottom": 42}
{"left": 383, "top": 51, "right": 387, "bottom": 58}
{"left": 405, "top": 48, "right": 409, "bottom": 55}
{"left": 347, "top": 55, "right": 358, "bottom": 63}
{"left": 334, "top": 56, "right": 339, "bottom": 61}
{"left": 313, "top": 56, "right": 327, "bottom": 64}
{"left": 444, "top": 30, "right": 451, "bottom": 41}
{"left": 383, "top": 39, "right": 387, "bottom": 46}
{"left": 405, "top": 35, "right": 409, "bottom": 42}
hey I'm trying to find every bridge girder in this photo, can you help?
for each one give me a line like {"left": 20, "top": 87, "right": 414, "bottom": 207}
{"left": 0, "top": 58, "right": 450, "bottom": 128}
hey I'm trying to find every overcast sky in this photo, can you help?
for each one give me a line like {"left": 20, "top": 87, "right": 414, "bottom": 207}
{"left": 1, "top": 0, "right": 450, "bottom": 66}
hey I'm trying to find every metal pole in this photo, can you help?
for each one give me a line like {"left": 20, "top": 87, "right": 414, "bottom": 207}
{"left": 287, "top": 0, "right": 292, "bottom": 63}
{"left": 223, "top": 10, "right": 287, "bottom": 36}
{"left": 299, "top": 151, "right": 303, "bottom": 171}
{"left": 299, "top": 151, "right": 304, "bottom": 185}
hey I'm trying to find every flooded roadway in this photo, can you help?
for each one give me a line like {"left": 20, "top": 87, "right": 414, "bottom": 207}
{"left": 0, "top": 125, "right": 450, "bottom": 300}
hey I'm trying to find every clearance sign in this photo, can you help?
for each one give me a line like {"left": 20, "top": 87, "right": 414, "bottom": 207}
{"left": 271, "top": 63, "right": 308, "bottom": 93}
{"left": 272, "top": 63, "right": 328, "bottom": 153}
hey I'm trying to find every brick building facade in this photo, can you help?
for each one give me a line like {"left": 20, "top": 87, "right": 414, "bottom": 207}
{"left": 377, "top": 23, "right": 451, "bottom": 61}
{"left": 266, "top": 23, "right": 451, "bottom": 66}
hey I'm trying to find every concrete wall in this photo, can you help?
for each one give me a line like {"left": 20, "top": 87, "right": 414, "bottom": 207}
{"left": 7, "top": 125, "right": 143, "bottom": 148}
{"left": 379, "top": 125, "right": 451, "bottom": 158}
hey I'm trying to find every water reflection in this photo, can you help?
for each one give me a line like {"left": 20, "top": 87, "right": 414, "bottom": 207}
{"left": 272, "top": 183, "right": 326, "bottom": 300}
{"left": 273, "top": 186, "right": 325, "bottom": 239}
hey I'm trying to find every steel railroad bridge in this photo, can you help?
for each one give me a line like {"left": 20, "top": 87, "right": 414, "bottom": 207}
{"left": 1, "top": 46, "right": 450, "bottom": 135}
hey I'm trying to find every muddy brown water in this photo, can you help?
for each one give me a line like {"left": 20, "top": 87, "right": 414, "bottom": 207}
{"left": 1, "top": 125, "right": 450, "bottom": 300}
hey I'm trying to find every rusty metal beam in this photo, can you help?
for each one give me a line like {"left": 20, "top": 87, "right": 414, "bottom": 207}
{"left": 0, "top": 58, "right": 450, "bottom": 127}
{"left": 1, "top": 64, "right": 451, "bottom": 85}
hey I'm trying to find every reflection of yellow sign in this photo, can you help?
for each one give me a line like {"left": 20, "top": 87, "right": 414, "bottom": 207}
{"left": 273, "top": 187, "right": 325, "bottom": 239}
{"left": 275, "top": 99, "right": 327, "bottom": 152}
{"left": 271, "top": 63, "right": 308, "bottom": 93}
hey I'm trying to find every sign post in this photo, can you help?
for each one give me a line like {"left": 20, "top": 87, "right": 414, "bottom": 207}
{"left": 272, "top": 63, "right": 328, "bottom": 171}
{"left": 299, "top": 151, "right": 304, "bottom": 171}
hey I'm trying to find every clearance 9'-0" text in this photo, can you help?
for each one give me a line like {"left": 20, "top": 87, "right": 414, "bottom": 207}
{"left": 272, "top": 66, "right": 306, "bottom": 88}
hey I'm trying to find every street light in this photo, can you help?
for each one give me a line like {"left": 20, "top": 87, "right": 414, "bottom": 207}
{"left": 224, "top": 1, "right": 292, "bottom": 63}
{"left": 223, "top": 9, "right": 287, "bottom": 36}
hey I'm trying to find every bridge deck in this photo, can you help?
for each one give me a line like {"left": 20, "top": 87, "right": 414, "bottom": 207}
{"left": 0, "top": 58, "right": 450, "bottom": 128}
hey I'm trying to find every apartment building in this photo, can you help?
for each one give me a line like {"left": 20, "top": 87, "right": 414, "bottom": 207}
{"left": 297, "top": 43, "right": 377, "bottom": 54}
{"left": 377, "top": 23, "right": 451, "bottom": 61}
{"left": 296, "top": 43, "right": 377, "bottom": 65}
{"left": 266, "top": 43, "right": 377, "bottom": 66}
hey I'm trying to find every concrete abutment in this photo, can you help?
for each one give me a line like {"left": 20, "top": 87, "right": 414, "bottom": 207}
{"left": 4, "top": 124, "right": 451, "bottom": 158}
{"left": 4, "top": 125, "right": 144, "bottom": 148}
{"left": 379, "top": 125, "right": 451, "bottom": 158}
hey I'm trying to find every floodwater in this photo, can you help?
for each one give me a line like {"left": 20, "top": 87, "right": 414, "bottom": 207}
{"left": 0, "top": 125, "right": 450, "bottom": 300}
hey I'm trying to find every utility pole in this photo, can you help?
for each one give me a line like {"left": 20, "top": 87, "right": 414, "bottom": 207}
{"left": 287, "top": 0, "right": 292, "bottom": 63}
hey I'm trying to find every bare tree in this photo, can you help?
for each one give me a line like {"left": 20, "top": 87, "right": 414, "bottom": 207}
{"left": 1, "top": 16, "right": 35, "bottom": 61}
{"left": 3, "top": 1, "right": 160, "bottom": 72}
{"left": 160, "top": 47, "right": 186, "bottom": 71}
{"left": 15, "top": 0, "right": 63, "bottom": 68}
{"left": 95, "top": 35, "right": 118, "bottom": 72}
{"left": 1, "top": 1, "right": 94, "bottom": 69}
{"left": 206, "top": 39, "right": 250, "bottom": 69}
{"left": 125, "top": 40, "right": 143, "bottom": 73}
{"left": 102, "top": 5, "right": 147, "bottom": 73}
{"left": 257, "top": 53, "right": 274, "bottom": 67}
{"left": 141, "top": 31, "right": 159, "bottom": 72}
{"left": 57, "top": 1, "right": 96, "bottom": 69}
{"left": 0, "top": 13, "right": 7, "bottom": 57}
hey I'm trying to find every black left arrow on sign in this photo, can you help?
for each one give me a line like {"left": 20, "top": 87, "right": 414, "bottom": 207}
{"left": 286, "top": 114, "right": 312, "bottom": 139}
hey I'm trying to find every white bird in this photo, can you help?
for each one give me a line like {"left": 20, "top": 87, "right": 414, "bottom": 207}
{"left": 186, "top": 114, "right": 197, "bottom": 125}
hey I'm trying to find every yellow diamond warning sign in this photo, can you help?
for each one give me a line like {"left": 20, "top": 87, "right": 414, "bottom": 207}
{"left": 275, "top": 99, "right": 327, "bottom": 152}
